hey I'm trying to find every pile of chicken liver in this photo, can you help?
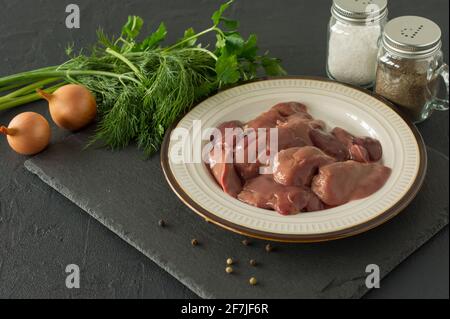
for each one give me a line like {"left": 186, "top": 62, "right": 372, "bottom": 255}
{"left": 208, "top": 102, "right": 392, "bottom": 216}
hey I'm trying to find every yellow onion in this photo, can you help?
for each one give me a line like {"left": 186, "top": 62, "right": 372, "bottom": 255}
{"left": 37, "top": 84, "right": 97, "bottom": 131}
{"left": 1, "top": 112, "right": 51, "bottom": 155}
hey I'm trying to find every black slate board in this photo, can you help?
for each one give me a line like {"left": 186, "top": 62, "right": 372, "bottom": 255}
{"left": 24, "top": 130, "right": 449, "bottom": 299}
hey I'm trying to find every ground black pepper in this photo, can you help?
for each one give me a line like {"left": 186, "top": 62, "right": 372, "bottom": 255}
{"left": 375, "top": 53, "right": 439, "bottom": 123}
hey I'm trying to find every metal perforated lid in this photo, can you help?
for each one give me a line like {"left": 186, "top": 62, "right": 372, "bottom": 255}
{"left": 332, "top": 0, "right": 388, "bottom": 23}
{"left": 382, "top": 16, "right": 442, "bottom": 58}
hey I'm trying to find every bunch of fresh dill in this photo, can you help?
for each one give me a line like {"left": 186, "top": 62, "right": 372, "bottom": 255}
{"left": 0, "top": 1, "right": 286, "bottom": 156}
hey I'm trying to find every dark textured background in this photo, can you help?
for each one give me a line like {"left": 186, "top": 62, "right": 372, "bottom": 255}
{"left": 22, "top": 130, "right": 449, "bottom": 299}
{"left": 0, "top": 0, "right": 448, "bottom": 299}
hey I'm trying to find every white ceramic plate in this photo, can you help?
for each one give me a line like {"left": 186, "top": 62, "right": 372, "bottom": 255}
{"left": 161, "top": 78, "right": 427, "bottom": 242}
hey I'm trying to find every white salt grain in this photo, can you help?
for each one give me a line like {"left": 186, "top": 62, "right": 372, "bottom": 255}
{"left": 328, "top": 21, "right": 382, "bottom": 87}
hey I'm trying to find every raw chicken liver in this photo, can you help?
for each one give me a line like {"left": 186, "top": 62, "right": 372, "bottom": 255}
{"left": 272, "top": 102, "right": 310, "bottom": 117}
{"left": 273, "top": 147, "right": 336, "bottom": 187}
{"left": 208, "top": 144, "right": 242, "bottom": 198}
{"left": 238, "top": 175, "right": 325, "bottom": 215}
{"left": 234, "top": 119, "right": 321, "bottom": 180}
{"left": 234, "top": 134, "right": 264, "bottom": 180}
{"left": 332, "top": 127, "right": 383, "bottom": 163}
{"left": 234, "top": 102, "right": 316, "bottom": 180}
{"left": 309, "top": 129, "right": 350, "bottom": 161}
{"left": 312, "top": 161, "right": 392, "bottom": 206}
{"left": 277, "top": 115, "right": 325, "bottom": 147}
{"left": 310, "top": 127, "right": 383, "bottom": 163}
{"left": 246, "top": 102, "right": 310, "bottom": 130}
{"left": 207, "top": 101, "right": 390, "bottom": 216}
{"left": 211, "top": 120, "right": 243, "bottom": 147}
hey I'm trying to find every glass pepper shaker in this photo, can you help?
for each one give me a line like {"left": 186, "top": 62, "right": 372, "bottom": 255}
{"left": 327, "top": 0, "right": 388, "bottom": 88}
{"left": 375, "top": 16, "right": 449, "bottom": 123}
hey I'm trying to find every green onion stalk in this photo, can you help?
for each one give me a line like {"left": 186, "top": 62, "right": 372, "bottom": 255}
{"left": 0, "top": 22, "right": 224, "bottom": 112}
{"left": 0, "top": 67, "right": 142, "bottom": 111}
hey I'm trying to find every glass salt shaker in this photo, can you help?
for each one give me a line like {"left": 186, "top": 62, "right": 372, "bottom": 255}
{"left": 327, "top": 0, "right": 388, "bottom": 88}
{"left": 375, "top": 16, "right": 449, "bottom": 123}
